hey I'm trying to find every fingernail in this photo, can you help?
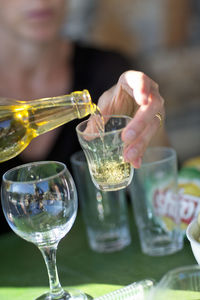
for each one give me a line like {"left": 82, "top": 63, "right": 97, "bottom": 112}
{"left": 123, "top": 129, "right": 136, "bottom": 142}
{"left": 140, "top": 94, "right": 148, "bottom": 105}
{"left": 125, "top": 148, "right": 138, "bottom": 162}
{"left": 133, "top": 157, "right": 142, "bottom": 168}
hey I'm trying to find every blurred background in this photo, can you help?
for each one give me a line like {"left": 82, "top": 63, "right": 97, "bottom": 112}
{"left": 65, "top": 0, "right": 200, "bottom": 164}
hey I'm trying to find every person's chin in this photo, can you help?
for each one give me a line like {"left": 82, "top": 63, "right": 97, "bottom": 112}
{"left": 23, "top": 27, "right": 60, "bottom": 44}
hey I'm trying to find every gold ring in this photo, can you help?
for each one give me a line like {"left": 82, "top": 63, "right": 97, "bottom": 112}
{"left": 155, "top": 112, "right": 163, "bottom": 127}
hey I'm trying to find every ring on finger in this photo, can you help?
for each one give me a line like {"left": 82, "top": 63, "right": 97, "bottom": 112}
{"left": 155, "top": 112, "right": 163, "bottom": 127}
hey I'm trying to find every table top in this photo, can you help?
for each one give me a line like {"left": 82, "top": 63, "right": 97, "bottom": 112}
{"left": 0, "top": 209, "right": 196, "bottom": 300}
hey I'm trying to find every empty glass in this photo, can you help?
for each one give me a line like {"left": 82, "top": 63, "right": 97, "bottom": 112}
{"left": 1, "top": 161, "right": 87, "bottom": 300}
{"left": 70, "top": 151, "right": 131, "bottom": 253}
{"left": 76, "top": 115, "right": 134, "bottom": 191}
{"left": 130, "top": 147, "right": 183, "bottom": 256}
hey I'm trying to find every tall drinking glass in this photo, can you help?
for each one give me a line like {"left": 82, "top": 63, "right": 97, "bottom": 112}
{"left": 129, "top": 147, "right": 183, "bottom": 256}
{"left": 1, "top": 161, "right": 87, "bottom": 300}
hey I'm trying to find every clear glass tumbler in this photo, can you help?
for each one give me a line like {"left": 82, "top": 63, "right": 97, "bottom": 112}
{"left": 70, "top": 151, "right": 131, "bottom": 253}
{"left": 76, "top": 115, "right": 134, "bottom": 192}
{"left": 129, "top": 147, "right": 183, "bottom": 256}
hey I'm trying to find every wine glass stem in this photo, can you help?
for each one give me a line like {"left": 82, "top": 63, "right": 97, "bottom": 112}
{"left": 39, "top": 244, "right": 66, "bottom": 298}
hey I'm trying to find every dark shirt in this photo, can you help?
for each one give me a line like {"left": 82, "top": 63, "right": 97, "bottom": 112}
{"left": 0, "top": 42, "right": 136, "bottom": 233}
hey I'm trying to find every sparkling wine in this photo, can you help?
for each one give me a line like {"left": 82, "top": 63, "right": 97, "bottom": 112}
{"left": 90, "top": 158, "right": 133, "bottom": 191}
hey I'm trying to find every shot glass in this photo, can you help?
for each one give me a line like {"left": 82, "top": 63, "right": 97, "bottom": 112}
{"left": 76, "top": 115, "right": 134, "bottom": 192}
{"left": 129, "top": 147, "right": 184, "bottom": 256}
{"left": 70, "top": 151, "right": 131, "bottom": 253}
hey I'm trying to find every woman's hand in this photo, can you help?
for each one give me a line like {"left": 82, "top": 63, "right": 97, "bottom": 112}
{"left": 97, "top": 70, "right": 167, "bottom": 168}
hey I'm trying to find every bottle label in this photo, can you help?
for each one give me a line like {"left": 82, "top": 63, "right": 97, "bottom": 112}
{"left": 145, "top": 177, "right": 179, "bottom": 231}
{"left": 179, "top": 188, "right": 200, "bottom": 226}
{"left": 178, "top": 164, "right": 200, "bottom": 231}
{"left": 150, "top": 183, "right": 200, "bottom": 232}
{"left": 153, "top": 188, "right": 178, "bottom": 221}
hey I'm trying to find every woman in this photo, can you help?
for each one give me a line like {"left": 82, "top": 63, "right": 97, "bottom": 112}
{"left": 0, "top": 0, "right": 167, "bottom": 232}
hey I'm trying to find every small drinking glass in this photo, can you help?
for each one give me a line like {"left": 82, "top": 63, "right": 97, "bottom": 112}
{"left": 1, "top": 161, "right": 87, "bottom": 300}
{"left": 76, "top": 115, "right": 134, "bottom": 191}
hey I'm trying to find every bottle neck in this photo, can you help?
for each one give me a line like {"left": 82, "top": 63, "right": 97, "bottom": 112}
{"left": 28, "top": 89, "right": 95, "bottom": 136}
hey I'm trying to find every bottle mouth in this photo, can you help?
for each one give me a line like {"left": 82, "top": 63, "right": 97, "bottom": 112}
{"left": 73, "top": 89, "right": 91, "bottom": 104}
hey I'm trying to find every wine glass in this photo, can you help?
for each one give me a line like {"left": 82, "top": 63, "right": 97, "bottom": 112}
{"left": 1, "top": 161, "right": 88, "bottom": 300}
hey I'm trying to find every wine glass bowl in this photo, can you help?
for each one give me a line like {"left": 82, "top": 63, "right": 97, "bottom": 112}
{"left": 1, "top": 161, "right": 87, "bottom": 300}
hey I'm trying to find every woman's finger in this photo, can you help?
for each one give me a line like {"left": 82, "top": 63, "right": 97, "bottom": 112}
{"left": 97, "top": 71, "right": 158, "bottom": 115}
{"left": 118, "top": 70, "right": 158, "bottom": 105}
{"left": 122, "top": 88, "right": 165, "bottom": 145}
{"left": 97, "top": 84, "right": 137, "bottom": 117}
{"left": 123, "top": 115, "right": 164, "bottom": 167}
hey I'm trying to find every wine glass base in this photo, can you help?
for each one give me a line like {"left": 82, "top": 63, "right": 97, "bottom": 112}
{"left": 36, "top": 288, "right": 89, "bottom": 300}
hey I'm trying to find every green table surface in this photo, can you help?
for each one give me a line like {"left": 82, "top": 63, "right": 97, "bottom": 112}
{"left": 0, "top": 209, "right": 196, "bottom": 300}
